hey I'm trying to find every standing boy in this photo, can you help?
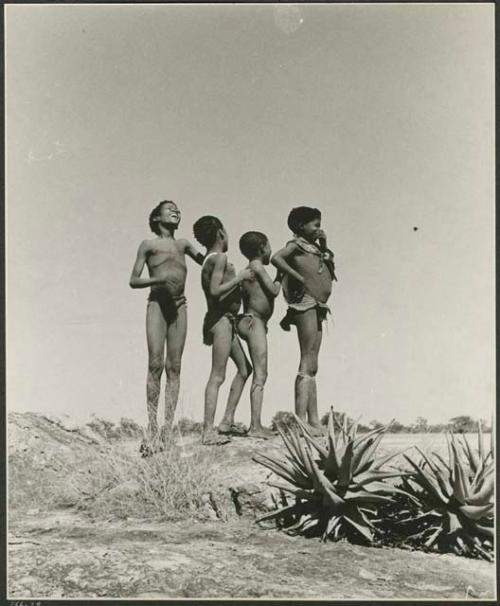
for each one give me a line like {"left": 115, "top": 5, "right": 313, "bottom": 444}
{"left": 129, "top": 200, "right": 204, "bottom": 454}
{"left": 193, "top": 216, "right": 253, "bottom": 445}
{"left": 236, "top": 232, "right": 282, "bottom": 439}
{"left": 271, "top": 207, "right": 337, "bottom": 436}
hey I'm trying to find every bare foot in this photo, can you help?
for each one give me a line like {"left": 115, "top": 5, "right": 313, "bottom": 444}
{"left": 202, "top": 429, "right": 232, "bottom": 446}
{"left": 247, "top": 427, "right": 275, "bottom": 440}
{"left": 307, "top": 423, "right": 326, "bottom": 437}
{"left": 218, "top": 422, "right": 248, "bottom": 436}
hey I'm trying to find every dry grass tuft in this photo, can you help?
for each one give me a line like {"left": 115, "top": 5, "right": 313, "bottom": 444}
{"left": 68, "top": 441, "right": 219, "bottom": 520}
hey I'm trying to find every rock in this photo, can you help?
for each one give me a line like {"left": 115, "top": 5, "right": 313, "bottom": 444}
{"left": 64, "top": 567, "right": 84, "bottom": 584}
{"left": 199, "top": 494, "right": 219, "bottom": 520}
{"left": 229, "top": 482, "right": 278, "bottom": 517}
{"left": 359, "top": 568, "right": 378, "bottom": 581}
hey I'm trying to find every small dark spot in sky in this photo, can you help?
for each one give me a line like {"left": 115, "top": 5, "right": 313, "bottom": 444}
{"left": 413, "top": 226, "right": 418, "bottom": 231}
{"left": 82, "top": 29, "right": 86, "bottom": 34}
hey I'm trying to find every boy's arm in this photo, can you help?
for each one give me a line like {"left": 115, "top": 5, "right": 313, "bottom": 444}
{"left": 129, "top": 241, "right": 164, "bottom": 289}
{"left": 317, "top": 230, "right": 337, "bottom": 281}
{"left": 209, "top": 254, "right": 251, "bottom": 298}
{"left": 271, "top": 242, "right": 304, "bottom": 284}
{"left": 180, "top": 239, "right": 205, "bottom": 266}
{"left": 249, "top": 260, "right": 281, "bottom": 298}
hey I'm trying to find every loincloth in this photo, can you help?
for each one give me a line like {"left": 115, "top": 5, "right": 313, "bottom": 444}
{"left": 202, "top": 311, "right": 237, "bottom": 346}
{"left": 235, "top": 312, "right": 269, "bottom": 340}
{"left": 280, "top": 293, "right": 331, "bottom": 332}
{"left": 148, "top": 291, "right": 187, "bottom": 323}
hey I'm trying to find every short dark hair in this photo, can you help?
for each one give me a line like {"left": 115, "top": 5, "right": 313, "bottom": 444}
{"left": 239, "top": 231, "right": 268, "bottom": 260}
{"left": 193, "top": 215, "right": 224, "bottom": 248}
{"left": 149, "top": 200, "right": 176, "bottom": 235}
{"left": 287, "top": 206, "right": 321, "bottom": 235}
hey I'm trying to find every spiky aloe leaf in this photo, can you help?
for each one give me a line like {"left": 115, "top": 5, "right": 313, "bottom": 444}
{"left": 468, "top": 475, "right": 494, "bottom": 504}
{"left": 357, "top": 480, "right": 419, "bottom": 502}
{"left": 415, "top": 447, "right": 452, "bottom": 499}
{"left": 460, "top": 433, "right": 480, "bottom": 474}
{"left": 256, "top": 502, "right": 302, "bottom": 523}
{"left": 475, "top": 523, "right": 494, "bottom": 538}
{"left": 294, "top": 419, "right": 328, "bottom": 459}
{"left": 477, "top": 421, "right": 484, "bottom": 462}
{"left": 304, "top": 446, "right": 345, "bottom": 507}
{"left": 459, "top": 504, "right": 494, "bottom": 521}
{"left": 424, "top": 526, "right": 442, "bottom": 547}
{"left": 343, "top": 507, "right": 374, "bottom": 543}
{"left": 323, "top": 412, "right": 341, "bottom": 480}
{"left": 451, "top": 442, "right": 470, "bottom": 504}
{"left": 431, "top": 451, "right": 451, "bottom": 472}
{"left": 342, "top": 490, "right": 394, "bottom": 504}
{"left": 404, "top": 454, "right": 449, "bottom": 504}
{"left": 279, "top": 428, "right": 318, "bottom": 487}
{"left": 358, "top": 507, "right": 377, "bottom": 529}
{"left": 352, "top": 469, "right": 409, "bottom": 488}
{"left": 445, "top": 433, "right": 454, "bottom": 479}
{"left": 338, "top": 440, "right": 355, "bottom": 487}
{"left": 355, "top": 433, "right": 387, "bottom": 475}
{"left": 489, "top": 414, "right": 494, "bottom": 458}
{"left": 371, "top": 448, "right": 412, "bottom": 471}
{"left": 267, "top": 482, "right": 317, "bottom": 502}
{"left": 352, "top": 424, "right": 387, "bottom": 448}
{"left": 323, "top": 515, "right": 341, "bottom": 541}
{"left": 285, "top": 513, "right": 313, "bottom": 533}
{"left": 253, "top": 453, "right": 311, "bottom": 490}
{"left": 447, "top": 512, "right": 463, "bottom": 533}
{"left": 275, "top": 425, "right": 305, "bottom": 470}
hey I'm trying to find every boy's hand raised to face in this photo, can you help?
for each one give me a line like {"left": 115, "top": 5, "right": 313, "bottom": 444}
{"left": 317, "top": 229, "right": 328, "bottom": 250}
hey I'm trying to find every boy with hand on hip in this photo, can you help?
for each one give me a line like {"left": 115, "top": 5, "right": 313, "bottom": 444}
{"left": 271, "top": 206, "right": 337, "bottom": 437}
{"left": 236, "top": 231, "right": 282, "bottom": 439}
{"left": 193, "top": 215, "right": 253, "bottom": 446}
{"left": 129, "top": 200, "right": 204, "bottom": 455}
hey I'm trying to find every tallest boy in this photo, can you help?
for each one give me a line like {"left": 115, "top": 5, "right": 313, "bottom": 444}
{"left": 129, "top": 201, "right": 203, "bottom": 452}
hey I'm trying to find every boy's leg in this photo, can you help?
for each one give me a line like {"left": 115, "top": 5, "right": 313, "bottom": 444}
{"left": 163, "top": 304, "right": 187, "bottom": 438}
{"left": 294, "top": 308, "right": 322, "bottom": 435}
{"left": 219, "top": 333, "right": 252, "bottom": 430}
{"left": 244, "top": 318, "right": 274, "bottom": 438}
{"left": 202, "top": 317, "right": 233, "bottom": 444}
{"left": 307, "top": 324, "right": 323, "bottom": 428}
{"left": 145, "top": 301, "right": 167, "bottom": 438}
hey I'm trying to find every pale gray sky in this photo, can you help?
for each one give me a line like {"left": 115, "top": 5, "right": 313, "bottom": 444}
{"left": 6, "top": 3, "right": 495, "bottom": 426}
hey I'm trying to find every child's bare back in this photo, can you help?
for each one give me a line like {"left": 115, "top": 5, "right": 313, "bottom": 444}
{"left": 201, "top": 253, "right": 242, "bottom": 318}
{"left": 240, "top": 259, "right": 277, "bottom": 322}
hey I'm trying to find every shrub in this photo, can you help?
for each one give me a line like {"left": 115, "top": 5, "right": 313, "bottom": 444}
{"left": 386, "top": 425, "right": 494, "bottom": 561}
{"left": 71, "top": 441, "right": 219, "bottom": 520}
{"left": 254, "top": 409, "right": 409, "bottom": 544}
{"left": 270, "top": 411, "right": 298, "bottom": 432}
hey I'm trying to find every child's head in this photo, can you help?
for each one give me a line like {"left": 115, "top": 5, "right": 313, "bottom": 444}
{"left": 149, "top": 200, "right": 180, "bottom": 235}
{"left": 193, "top": 215, "right": 228, "bottom": 251}
{"left": 287, "top": 206, "right": 321, "bottom": 240}
{"left": 239, "top": 231, "right": 271, "bottom": 264}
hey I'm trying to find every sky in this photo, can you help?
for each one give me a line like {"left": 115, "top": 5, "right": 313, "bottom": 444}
{"left": 6, "top": 3, "right": 495, "bottom": 427}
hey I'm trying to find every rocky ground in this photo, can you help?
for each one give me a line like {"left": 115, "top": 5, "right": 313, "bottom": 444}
{"left": 7, "top": 412, "right": 496, "bottom": 600}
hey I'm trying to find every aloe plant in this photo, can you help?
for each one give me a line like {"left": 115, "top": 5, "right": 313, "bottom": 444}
{"left": 253, "top": 409, "right": 410, "bottom": 544}
{"left": 394, "top": 426, "right": 494, "bottom": 561}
